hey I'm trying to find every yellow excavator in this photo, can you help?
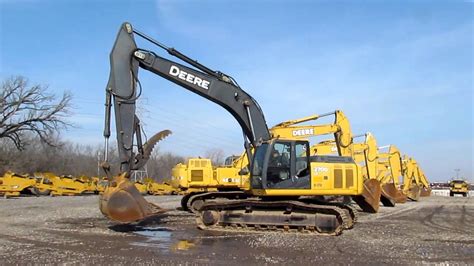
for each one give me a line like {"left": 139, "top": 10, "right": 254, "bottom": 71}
{"left": 352, "top": 133, "right": 402, "bottom": 207}
{"left": 172, "top": 153, "right": 249, "bottom": 195}
{"left": 0, "top": 171, "right": 37, "bottom": 198}
{"left": 417, "top": 166, "right": 431, "bottom": 197}
{"left": 403, "top": 157, "right": 431, "bottom": 199}
{"left": 99, "top": 22, "right": 392, "bottom": 234}
{"left": 267, "top": 111, "right": 381, "bottom": 213}
{"left": 177, "top": 110, "right": 381, "bottom": 213}
{"left": 400, "top": 156, "right": 424, "bottom": 201}
{"left": 171, "top": 158, "right": 233, "bottom": 195}
{"left": 376, "top": 145, "right": 408, "bottom": 203}
{"left": 314, "top": 132, "right": 396, "bottom": 209}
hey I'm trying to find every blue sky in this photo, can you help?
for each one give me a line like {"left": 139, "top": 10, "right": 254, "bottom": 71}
{"left": 1, "top": 0, "right": 472, "bottom": 182}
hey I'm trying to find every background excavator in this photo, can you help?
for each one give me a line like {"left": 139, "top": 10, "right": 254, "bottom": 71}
{"left": 315, "top": 132, "right": 396, "bottom": 209}
{"left": 417, "top": 166, "right": 432, "bottom": 197}
{"left": 376, "top": 145, "right": 408, "bottom": 203}
{"left": 266, "top": 111, "right": 381, "bottom": 213}
{"left": 171, "top": 154, "right": 249, "bottom": 210}
{"left": 352, "top": 133, "right": 401, "bottom": 207}
{"left": 100, "top": 22, "right": 367, "bottom": 235}
{"left": 400, "top": 157, "right": 431, "bottom": 200}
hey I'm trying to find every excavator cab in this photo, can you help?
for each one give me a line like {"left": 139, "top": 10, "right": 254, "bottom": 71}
{"left": 251, "top": 140, "right": 311, "bottom": 190}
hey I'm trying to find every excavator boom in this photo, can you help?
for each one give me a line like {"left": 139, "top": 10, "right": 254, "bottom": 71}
{"left": 101, "top": 22, "right": 271, "bottom": 223}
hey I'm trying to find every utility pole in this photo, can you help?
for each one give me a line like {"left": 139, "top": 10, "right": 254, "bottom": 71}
{"left": 454, "top": 168, "right": 460, "bottom": 179}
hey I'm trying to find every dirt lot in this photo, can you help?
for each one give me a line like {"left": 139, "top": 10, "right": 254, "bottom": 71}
{"left": 0, "top": 195, "right": 472, "bottom": 265}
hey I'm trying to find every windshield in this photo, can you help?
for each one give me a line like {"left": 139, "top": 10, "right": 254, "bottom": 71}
{"left": 251, "top": 143, "right": 268, "bottom": 189}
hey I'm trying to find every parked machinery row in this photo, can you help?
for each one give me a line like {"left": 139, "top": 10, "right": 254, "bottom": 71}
{"left": 172, "top": 110, "right": 432, "bottom": 213}
{"left": 0, "top": 171, "right": 176, "bottom": 198}
{"left": 97, "top": 22, "right": 434, "bottom": 235}
{"left": 0, "top": 172, "right": 102, "bottom": 198}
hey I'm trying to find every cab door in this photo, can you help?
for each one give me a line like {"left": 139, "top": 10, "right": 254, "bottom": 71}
{"left": 264, "top": 141, "right": 311, "bottom": 189}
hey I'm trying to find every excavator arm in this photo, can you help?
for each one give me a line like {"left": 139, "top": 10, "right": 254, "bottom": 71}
{"left": 101, "top": 22, "right": 271, "bottom": 223}
{"left": 352, "top": 132, "right": 379, "bottom": 180}
{"left": 270, "top": 110, "right": 353, "bottom": 155}
{"left": 400, "top": 156, "right": 424, "bottom": 201}
{"left": 377, "top": 145, "right": 408, "bottom": 203}
{"left": 377, "top": 145, "right": 403, "bottom": 186}
{"left": 104, "top": 22, "right": 270, "bottom": 173}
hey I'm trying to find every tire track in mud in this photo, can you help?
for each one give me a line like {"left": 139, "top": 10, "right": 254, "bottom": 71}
{"left": 364, "top": 202, "right": 420, "bottom": 220}
{"left": 421, "top": 203, "right": 472, "bottom": 235}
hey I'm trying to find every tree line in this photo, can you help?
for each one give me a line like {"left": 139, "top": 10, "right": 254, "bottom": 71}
{"left": 1, "top": 76, "right": 225, "bottom": 181}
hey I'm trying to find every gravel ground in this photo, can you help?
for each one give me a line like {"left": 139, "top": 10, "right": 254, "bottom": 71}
{"left": 0, "top": 195, "right": 472, "bottom": 265}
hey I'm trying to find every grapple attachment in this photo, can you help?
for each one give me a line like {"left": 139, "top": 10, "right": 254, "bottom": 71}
{"left": 99, "top": 173, "right": 167, "bottom": 223}
{"left": 352, "top": 179, "right": 381, "bottom": 213}
{"left": 381, "top": 183, "right": 407, "bottom": 203}
{"left": 405, "top": 185, "right": 421, "bottom": 201}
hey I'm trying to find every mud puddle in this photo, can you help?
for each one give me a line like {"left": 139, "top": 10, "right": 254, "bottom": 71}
{"left": 122, "top": 225, "right": 197, "bottom": 253}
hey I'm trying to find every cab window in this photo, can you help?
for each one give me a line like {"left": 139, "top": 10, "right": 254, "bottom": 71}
{"left": 251, "top": 144, "right": 268, "bottom": 189}
{"left": 295, "top": 142, "right": 309, "bottom": 177}
{"left": 266, "top": 142, "right": 291, "bottom": 187}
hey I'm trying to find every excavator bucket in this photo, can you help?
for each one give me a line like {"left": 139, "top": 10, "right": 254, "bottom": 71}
{"left": 353, "top": 179, "right": 381, "bottom": 213}
{"left": 420, "top": 187, "right": 431, "bottom": 197}
{"left": 405, "top": 185, "right": 421, "bottom": 201}
{"left": 100, "top": 173, "right": 167, "bottom": 223}
{"left": 380, "top": 188, "right": 396, "bottom": 207}
{"left": 381, "top": 183, "right": 407, "bottom": 204}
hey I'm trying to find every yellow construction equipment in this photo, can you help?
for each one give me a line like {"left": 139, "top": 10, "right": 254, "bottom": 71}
{"left": 134, "top": 182, "right": 148, "bottom": 195}
{"left": 33, "top": 172, "right": 91, "bottom": 196}
{"left": 449, "top": 179, "right": 469, "bottom": 197}
{"left": 313, "top": 132, "right": 390, "bottom": 210}
{"left": 400, "top": 157, "right": 423, "bottom": 201}
{"left": 172, "top": 158, "right": 217, "bottom": 193}
{"left": 145, "top": 178, "right": 177, "bottom": 195}
{"left": 377, "top": 145, "right": 408, "bottom": 203}
{"left": 90, "top": 177, "right": 108, "bottom": 194}
{"left": 417, "top": 167, "right": 431, "bottom": 197}
{"left": 177, "top": 110, "right": 380, "bottom": 213}
{"left": 401, "top": 157, "right": 431, "bottom": 200}
{"left": 267, "top": 111, "right": 380, "bottom": 213}
{"left": 350, "top": 133, "right": 394, "bottom": 208}
{"left": 171, "top": 154, "right": 249, "bottom": 209}
{"left": 0, "top": 171, "right": 36, "bottom": 198}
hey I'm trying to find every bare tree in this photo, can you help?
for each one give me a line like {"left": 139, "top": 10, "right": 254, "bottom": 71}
{"left": 204, "top": 148, "right": 226, "bottom": 166}
{"left": 0, "top": 76, "right": 72, "bottom": 149}
{"left": 147, "top": 151, "right": 185, "bottom": 182}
